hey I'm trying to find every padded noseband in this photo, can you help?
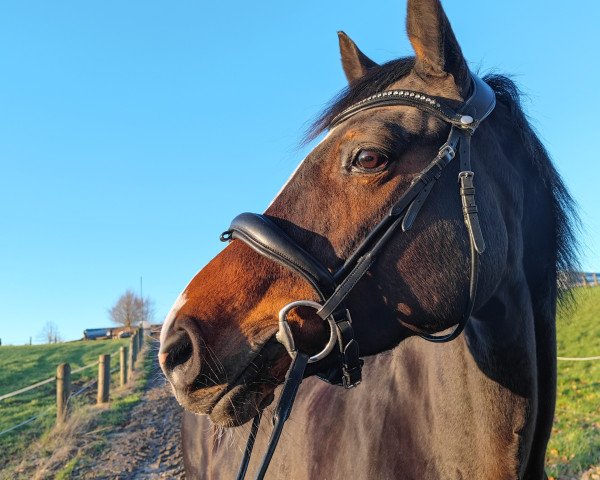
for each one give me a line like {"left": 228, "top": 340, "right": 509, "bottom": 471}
{"left": 221, "top": 213, "right": 336, "bottom": 299}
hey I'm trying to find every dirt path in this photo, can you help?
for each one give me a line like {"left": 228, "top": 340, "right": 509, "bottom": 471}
{"left": 72, "top": 368, "right": 185, "bottom": 479}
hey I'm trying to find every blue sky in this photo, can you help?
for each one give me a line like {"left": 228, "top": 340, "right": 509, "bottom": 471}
{"left": 1, "top": 1, "right": 598, "bottom": 344}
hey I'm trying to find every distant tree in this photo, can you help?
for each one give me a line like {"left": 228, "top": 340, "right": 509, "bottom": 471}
{"left": 109, "top": 290, "right": 155, "bottom": 328}
{"left": 38, "top": 321, "right": 62, "bottom": 344}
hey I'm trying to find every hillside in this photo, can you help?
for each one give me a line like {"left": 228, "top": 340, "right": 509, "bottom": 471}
{"left": 547, "top": 287, "right": 600, "bottom": 478}
{"left": 0, "top": 339, "right": 128, "bottom": 468}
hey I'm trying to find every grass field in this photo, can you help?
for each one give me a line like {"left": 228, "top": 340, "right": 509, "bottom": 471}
{"left": 547, "top": 287, "right": 600, "bottom": 478}
{"left": 0, "top": 339, "right": 129, "bottom": 469}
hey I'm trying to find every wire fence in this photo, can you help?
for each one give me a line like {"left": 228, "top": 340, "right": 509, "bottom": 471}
{"left": 1, "top": 360, "right": 101, "bottom": 406}
{"left": 0, "top": 364, "right": 122, "bottom": 438}
{"left": 0, "top": 409, "right": 51, "bottom": 437}
{"left": 0, "top": 328, "right": 146, "bottom": 439}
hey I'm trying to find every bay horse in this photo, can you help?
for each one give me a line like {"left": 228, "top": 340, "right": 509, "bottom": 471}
{"left": 159, "top": 0, "right": 577, "bottom": 478}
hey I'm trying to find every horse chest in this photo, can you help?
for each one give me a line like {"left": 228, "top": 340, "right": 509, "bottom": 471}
{"left": 183, "top": 343, "right": 529, "bottom": 479}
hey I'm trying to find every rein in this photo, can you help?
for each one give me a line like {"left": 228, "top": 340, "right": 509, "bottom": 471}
{"left": 220, "top": 72, "right": 496, "bottom": 479}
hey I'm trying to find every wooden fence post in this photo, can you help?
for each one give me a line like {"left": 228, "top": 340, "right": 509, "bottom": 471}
{"left": 138, "top": 327, "right": 144, "bottom": 352}
{"left": 56, "top": 363, "right": 71, "bottom": 425}
{"left": 97, "top": 354, "right": 110, "bottom": 404}
{"left": 593, "top": 272, "right": 598, "bottom": 286}
{"left": 129, "top": 335, "right": 136, "bottom": 375}
{"left": 120, "top": 346, "right": 128, "bottom": 386}
{"left": 582, "top": 273, "right": 588, "bottom": 287}
{"left": 133, "top": 332, "right": 138, "bottom": 363}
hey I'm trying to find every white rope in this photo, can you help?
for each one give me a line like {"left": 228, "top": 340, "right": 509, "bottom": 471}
{"left": 70, "top": 361, "right": 99, "bottom": 375}
{"left": 0, "top": 376, "right": 55, "bottom": 401}
{"left": 557, "top": 355, "right": 600, "bottom": 361}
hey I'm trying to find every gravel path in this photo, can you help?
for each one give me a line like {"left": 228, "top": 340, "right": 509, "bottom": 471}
{"left": 72, "top": 367, "right": 185, "bottom": 479}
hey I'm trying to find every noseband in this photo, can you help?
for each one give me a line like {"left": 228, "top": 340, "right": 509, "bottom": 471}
{"left": 220, "top": 72, "right": 496, "bottom": 480}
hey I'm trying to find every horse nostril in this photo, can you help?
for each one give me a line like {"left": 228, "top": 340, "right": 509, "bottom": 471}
{"left": 159, "top": 319, "right": 205, "bottom": 389}
{"left": 162, "top": 329, "right": 194, "bottom": 372}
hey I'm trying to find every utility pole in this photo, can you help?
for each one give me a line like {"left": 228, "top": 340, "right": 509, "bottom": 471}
{"left": 140, "top": 276, "right": 145, "bottom": 327}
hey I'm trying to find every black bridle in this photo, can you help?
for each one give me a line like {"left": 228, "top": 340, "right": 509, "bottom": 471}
{"left": 220, "top": 72, "right": 496, "bottom": 480}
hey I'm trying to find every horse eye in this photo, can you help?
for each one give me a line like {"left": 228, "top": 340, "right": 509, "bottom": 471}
{"left": 354, "top": 150, "right": 389, "bottom": 171}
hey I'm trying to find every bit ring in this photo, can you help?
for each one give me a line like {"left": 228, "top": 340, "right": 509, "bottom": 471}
{"left": 276, "top": 300, "right": 337, "bottom": 364}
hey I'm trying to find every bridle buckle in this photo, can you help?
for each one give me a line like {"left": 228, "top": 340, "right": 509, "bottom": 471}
{"left": 437, "top": 143, "right": 456, "bottom": 161}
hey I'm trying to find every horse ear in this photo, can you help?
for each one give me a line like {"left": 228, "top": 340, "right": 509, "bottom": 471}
{"left": 406, "top": 0, "right": 470, "bottom": 96}
{"left": 338, "top": 31, "right": 378, "bottom": 84}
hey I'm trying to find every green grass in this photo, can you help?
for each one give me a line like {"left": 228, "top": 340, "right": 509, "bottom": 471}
{"left": 0, "top": 339, "right": 129, "bottom": 468}
{"left": 547, "top": 287, "right": 600, "bottom": 478}
{"left": 55, "top": 455, "right": 79, "bottom": 480}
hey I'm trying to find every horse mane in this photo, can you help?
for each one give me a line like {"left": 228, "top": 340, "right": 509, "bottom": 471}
{"left": 305, "top": 57, "right": 579, "bottom": 303}
{"left": 482, "top": 74, "right": 580, "bottom": 302}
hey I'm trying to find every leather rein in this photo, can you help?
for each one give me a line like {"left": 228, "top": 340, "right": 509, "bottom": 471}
{"left": 219, "top": 72, "right": 496, "bottom": 480}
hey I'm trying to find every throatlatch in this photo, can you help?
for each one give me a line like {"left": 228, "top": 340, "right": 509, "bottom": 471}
{"left": 220, "top": 71, "right": 495, "bottom": 480}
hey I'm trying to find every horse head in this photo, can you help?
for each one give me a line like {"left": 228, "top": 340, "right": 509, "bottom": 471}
{"left": 160, "top": 0, "right": 541, "bottom": 431}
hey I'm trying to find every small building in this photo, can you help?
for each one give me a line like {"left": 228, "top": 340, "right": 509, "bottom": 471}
{"left": 83, "top": 326, "right": 134, "bottom": 340}
{"left": 83, "top": 328, "right": 111, "bottom": 340}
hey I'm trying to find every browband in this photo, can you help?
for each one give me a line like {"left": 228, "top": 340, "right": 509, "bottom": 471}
{"left": 330, "top": 74, "right": 495, "bottom": 131}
